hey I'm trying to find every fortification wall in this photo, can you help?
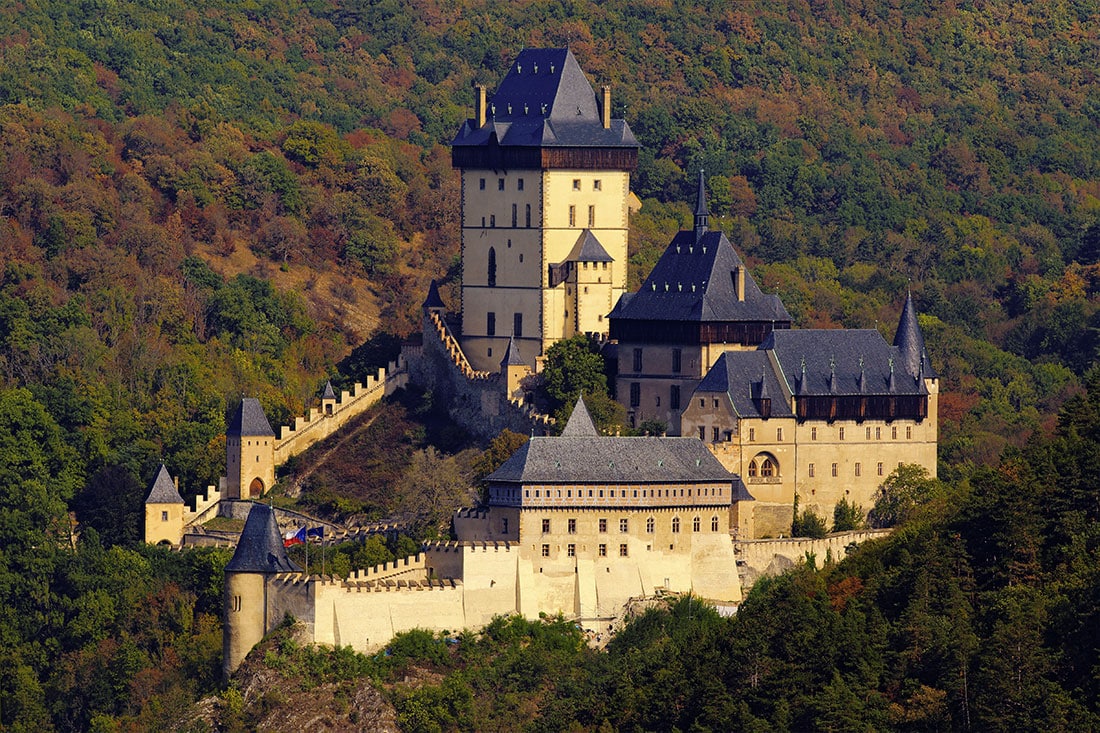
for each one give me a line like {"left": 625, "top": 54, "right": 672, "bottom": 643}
{"left": 273, "top": 358, "right": 408, "bottom": 466}
{"left": 734, "top": 529, "right": 891, "bottom": 588}
{"left": 406, "top": 312, "right": 553, "bottom": 440}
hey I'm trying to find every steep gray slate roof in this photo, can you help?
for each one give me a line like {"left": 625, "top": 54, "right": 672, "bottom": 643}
{"left": 145, "top": 463, "right": 184, "bottom": 504}
{"left": 608, "top": 230, "right": 790, "bottom": 323}
{"left": 225, "top": 504, "right": 302, "bottom": 574}
{"left": 695, "top": 352, "right": 795, "bottom": 419}
{"left": 452, "top": 48, "right": 638, "bottom": 149}
{"left": 566, "top": 229, "right": 614, "bottom": 263}
{"left": 560, "top": 396, "right": 599, "bottom": 436}
{"left": 322, "top": 381, "right": 336, "bottom": 400}
{"left": 227, "top": 398, "right": 275, "bottom": 437}
{"left": 893, "top": 292, "right": 937, "bottom": 379}
{"left": 487, "top": 434, "right": 733, "bottom": 484}
{"left": 761, "top": 330, "right": 925, "bottom": 396}
{"left": 422, "top": 278, "right": 445, "bottom": 310}
{"left": 500, "top": 335, "right": 527, "bottom": 368}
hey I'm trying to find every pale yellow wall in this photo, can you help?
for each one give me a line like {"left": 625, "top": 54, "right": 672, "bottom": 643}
{"left": 568, "top": 261, "right": 615, "bottom": 337}
{"left": 145, "top": 502, "right": 185, "bottom": 546}
{"left": 226, "top": 435, "right": 275, "bottom": 500}
{"left": 459, "top": 167, "right": 630, "bottom": 370}
{"left": 223, "top": 573, "right": 267, "bottom": 676}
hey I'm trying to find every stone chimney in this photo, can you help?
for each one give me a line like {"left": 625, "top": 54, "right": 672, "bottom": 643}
{"left": 475, "top": 84, "right": 487, "bottom": 127}
{"left": 600, "top": 85, "right": 611, "bottom": 129}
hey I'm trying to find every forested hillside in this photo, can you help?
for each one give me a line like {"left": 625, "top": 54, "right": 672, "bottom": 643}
{"left": 0, "top": 0, "right": 1099, "bottom": 729}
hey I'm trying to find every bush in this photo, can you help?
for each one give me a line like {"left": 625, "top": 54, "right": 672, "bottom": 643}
{"left": 831, "top": 497, "right": 865, "bottom": 532}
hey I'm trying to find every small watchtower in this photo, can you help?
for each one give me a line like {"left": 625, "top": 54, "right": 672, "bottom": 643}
{"left": 500, "top": 335, "right": 532, "bottom": 400}
{"left": 321, "top": 381, "right": 337, "bottom": 416}
{"left": 226, "top": 398, "right": 276, "bottom": 499}
{"left": 144, "top": 464, "right": 185, "bottom": 546}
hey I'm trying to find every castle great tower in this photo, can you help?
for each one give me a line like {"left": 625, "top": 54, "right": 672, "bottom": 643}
{"left": 452, "top": 48, "right": 639, "bottom": 371}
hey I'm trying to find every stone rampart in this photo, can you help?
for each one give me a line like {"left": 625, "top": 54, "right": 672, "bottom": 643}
{"left": 734, "top": 529, "right": 892, "bottom": 588}
{"left": 405, "top": 311, "right": 553, "bottom": 440}
{"left": 273, "top": 358, "right": 408, "bottom": 467}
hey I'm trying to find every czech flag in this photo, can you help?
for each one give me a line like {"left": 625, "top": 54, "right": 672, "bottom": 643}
{"left": 283, "top": 527, "right": 306, "bottom": 547}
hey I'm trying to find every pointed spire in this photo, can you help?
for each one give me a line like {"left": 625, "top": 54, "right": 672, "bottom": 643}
{"left": 693, "top": 169, "right": 709, "bottom": 243}
{"left": 797, "top": 357, "right": 808, "bottom": 395}
{"left": 893, "top": 290, "right": 936, "bottom": 378}
{"left": 500, "top": 334, "right": 526, "bottom": 369}
{"left": 757, "top": 368, "right": 770, "bottom": 400}
{"left": 322, "top": 381, "right": 336, "bottom": 400}
{"left": 422, "top": 278, "right": 445, "bottom": 312}
{"left": 560, "top": 395, "right": 599, "bottom": 437}
{"left": 828, "top": 357, "right": 838, "bottom": 394}
{"left": 857, "top": 357, "right": 866, "bottom": 393}
{"left": 146, "top": 463, "right": 184, "bottom": 504}
{"left": 887, "top": 358, "right": 897, "bottom": 393}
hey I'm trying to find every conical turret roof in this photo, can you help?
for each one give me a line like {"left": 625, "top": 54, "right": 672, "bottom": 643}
{"left": 145, "top": 464, "right": 184, "bottom": 504}
{"left": 322, "top": 381, "right": 336, "bottom": 400}
{"left": 893, "top": 291, "right": 937, "bottom": 379}
{"left": 225, "top": 504, "right": 301, "bottom": 574}
{"left": 422, "top": 279, "right": 445, "bottom": 311}
{"left": 500, "top": 335, "right": 526, "bottom": 369}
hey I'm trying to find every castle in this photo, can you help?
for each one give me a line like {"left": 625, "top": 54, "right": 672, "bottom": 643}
{"left": 139, "top": 48, "right": 938, "bottom": 673}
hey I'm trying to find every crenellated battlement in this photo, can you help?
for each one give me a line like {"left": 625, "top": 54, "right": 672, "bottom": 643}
{"left": 426, "top": 310, "right": 494, "bottom": 382}
{"left": 272, "top": 357, "right": 409, "bottom": 467}
{"left": 423, "top": 539, "right": 515, "bottom": 553}
{"left": 186, "top": 484, "right": 222, "bottom": 525}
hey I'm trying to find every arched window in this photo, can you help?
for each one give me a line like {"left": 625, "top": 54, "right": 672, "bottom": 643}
{"left": 646, "top": 517, "right": 654, "bottom": 533}
{"left": 672, "top": 517, "right": 680, "bottom": 533}
{"left": 761, "top": 458, "right": 774, "bottom": 477}
{"left": 487, "top": 247, "right": 497, "bottom": 287}
{"left": 692, "top": 516, "right": 700, "bottom": 532}
{"left": 711, "top": 516, "right": 719, "bottom": 532}
{"left": 747, "top": 460, "right": 758, "bottom": 477}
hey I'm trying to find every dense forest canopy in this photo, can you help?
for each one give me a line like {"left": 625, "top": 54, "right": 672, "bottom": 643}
{"left": 0, "top": 0, "right": 1099, "bottom": 728}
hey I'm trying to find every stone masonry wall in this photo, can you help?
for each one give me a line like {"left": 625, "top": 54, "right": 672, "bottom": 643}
{"left": 734, "top": 529, "right": 892, "bottom": 589}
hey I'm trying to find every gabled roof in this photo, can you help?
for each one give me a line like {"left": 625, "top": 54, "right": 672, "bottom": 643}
{"left": 893, "top": 291, "right": 937, "bottom": 379}
{"left": 565, "top": 229, "right": 614, "bottom": 263}
{"left": 695, "top": 352, "right": 794, "bottom": 419}
{"left": 452, "top": 49, "right": 638, "bottom": 150}
{"left": 227, "top": 398, "right": 275, "bottom": 437}
{"left": 145, "top": 463, "right": 184, "bottom": 505}
{"left": 560, "top": 396, "right": 598, "bottom": 436}
{"left": 225, "top": 504, "right": 302, "bottom": 574}
{"left": 760, "top": 329, "right": 925, "bottom": 396}
{"left": 500, "top": 335, "right": 527, "bottom": 369}
{"left": 608, "top": 229, "right": 790, "bottom": 323}
{"left": 486, "top": 434, "right": 734, "bottom": 485}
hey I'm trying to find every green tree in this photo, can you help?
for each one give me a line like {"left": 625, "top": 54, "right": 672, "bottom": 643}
{"left": 831, "top": 497, "right": 865, "bottom": 533}
{"left": 867, "top": 464, "right": 941, "bottom": 528}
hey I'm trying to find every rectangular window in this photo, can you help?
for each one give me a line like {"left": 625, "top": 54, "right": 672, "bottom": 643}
{"left": 670, "top": 386, "right": 680, "bottom": 410}
{"left": 630, "top": 382, "right": 640, "bottom": 407}
{"left": 876, "top": 427, "right": 882, "bottom": 440}
{"left": 698, "top": 426, "right": 705, "bottom": 441}
{"left": 906, "top": 426, "right": 912, "bottom": 439}
{"left": 588, "top": 205, "right": 595, "bottom": 227}
{"left": 866, "top": 427, "right": 872, "bottom": 440}
{"left": 479, "top": 178, "right": 486, "bottom": 190}
{"left": 839, "top": 427, "right": 845, "bottom": 440}
{"left": 619, "top": 544, "right": 628, "bottom": 557}
{"left": 542, "top": 544, "right": 550, "bottom": 557}
{"left": 598, "top": 519, "right": 607, "bottom": 532}
{"left": 671, "top": 348, "right": 682, "bottom": 373}
{"left": 542, "top": 518, "right": 550, "bottom": 533}
{"left": 620, "top": 518, "right": 628, "bottom": 533}
{"left": 502, "top": 518, "right": 509, "bottom": 533}
{"left": 832, "top": 463, "right": 838, "bottom": 477}
{"left": 599, "top": 544, "right": 607, "bottom": 557}
{"left": 712, "top": 427, "right": 720, "bottom": 442}
{"left": 877, "top": 462, "right": 884, "bottom": 476}
{"left": 498, "top": 178, "right": 505, "bottom": 191}
{"left": 748, "top": 427, "right": 755, "bottom": 442}
{"left": 514, "top": 313, "right": 523, "bottom": 338}
{"left": 573, "top": 179, "right": 581, "bottom": 190}
{"left": 512, "top": 203, "right": 517, "bottom": 227}
{"left": 811, "top": 427, "right": 817, "bottom": 440}
{"left": 632, "top": 348, "right": 642, "bottom": 372}
{"left": 808, "top": 463, "right": 815, "bottom": 478}
{"left": 568, "top": 205, "right": 576, "bottom": 227}
{"left": 855, "top": 462, "right": 862, "bottom": 477}
{"left": 525, "top": 204, "right": 531, "bottom": 227}
{"left": 777, "top": 427, "right": 783, "bottom": 441}
{"left": 517, "top": 178, "right": 524, "bottom": 191}
{"left": 892, "top": 426, "right": 897, "bottom": 439}
{"left": 568, "top": 518, "right": 576, "bottom": 534}
{"left": 567, "top": 544, "right": 575, "bottom": 557}
{"left": 486, "top": 312, "right": 496, "bottom": 336}
{"left": 593, "top": 180, "right": 602, "bottom": 190}
{"left": 161, "top": 510, "right": 168, "bottom": 521}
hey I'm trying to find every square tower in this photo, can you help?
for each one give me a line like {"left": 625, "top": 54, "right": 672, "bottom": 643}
{"left": 452, "top": 49, "right": 639, "bottom": 371}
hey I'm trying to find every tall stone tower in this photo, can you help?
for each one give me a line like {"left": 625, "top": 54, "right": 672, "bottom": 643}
{"left": 222, "top": 503, "right": 300, "bottom": 677}
{"left": 226, "top": 398, "right": 276, "bottom": 499}
{"left": 452, "top": 48, "right": 639, "bottom": 371}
